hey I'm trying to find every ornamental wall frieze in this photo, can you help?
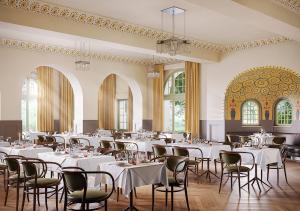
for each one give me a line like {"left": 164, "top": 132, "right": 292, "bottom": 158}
{"left": 0, "top": 0, "right": 292, "bottom": 54}
{"left": 272, "top": 0, "right": 300, "bottom": 14}
{"left": 0, "top": 38, "right": 179, "bottom": 65}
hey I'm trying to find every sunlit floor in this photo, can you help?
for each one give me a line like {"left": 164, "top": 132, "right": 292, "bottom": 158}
{"left": 1, "top": 160, "right": 300, "bottom": 211}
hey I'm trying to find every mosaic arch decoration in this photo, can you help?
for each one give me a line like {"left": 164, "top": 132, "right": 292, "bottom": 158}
{"left": 225, "top": 66, "right": 300, "bottom": 121}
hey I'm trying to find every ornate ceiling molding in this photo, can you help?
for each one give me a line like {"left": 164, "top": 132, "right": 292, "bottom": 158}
{"left": 223, "top": 36, "right": 292, "bottom": 53}
{"left": 0, "top": 0, "right": 292, "bottom": 54}
{"left": 272, "top": 0, "right": 300, "bottom": 14}
{"left": 0, "top": 38, "right": 179, "bottom": 65}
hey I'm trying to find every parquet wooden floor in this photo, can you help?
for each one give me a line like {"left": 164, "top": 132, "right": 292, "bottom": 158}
{"left": 0, "top": 160, "right": 300, "bottom": 211}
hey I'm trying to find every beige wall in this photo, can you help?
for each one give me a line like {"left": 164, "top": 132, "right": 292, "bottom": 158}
{"left": 0, "top": 46, "right": 148, "bottom": 131}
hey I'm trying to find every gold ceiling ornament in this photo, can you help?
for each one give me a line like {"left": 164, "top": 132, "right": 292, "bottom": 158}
{"left": 0, "top": 0, "right": 292, "bottom": 54}
{"left": 224, "top": 66, "right": 300, "bottom": 120}
{"left": 0, "top": 38, "right": 179, "bottom": 65}
{"left": 271, "top": 0, "right": 300, "bottom": 14}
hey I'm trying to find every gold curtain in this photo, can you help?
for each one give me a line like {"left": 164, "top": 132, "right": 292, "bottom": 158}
{"left": 152, "top": 64, "right": 164, "bottom": 131}
{"left": 98, "top": 74, "right": 116, "bottom": 129}
{"left": 128, "top": 88, "right": 133, "bottom": 131}
{"left": 59, "top": 73, "right": 74, "bottom": 132}
{"left": 37, "top": 66, "right": 54, "bottom": 132}
{"left": 185, "top": 61, "right": 200, "bottom": 138}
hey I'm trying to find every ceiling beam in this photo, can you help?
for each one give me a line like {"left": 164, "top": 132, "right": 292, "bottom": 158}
{"left": 0, "top": 5, "right": 221, "bottom": 63}
{"left": 181, "top": 0, "right": 300, "bottom": 42}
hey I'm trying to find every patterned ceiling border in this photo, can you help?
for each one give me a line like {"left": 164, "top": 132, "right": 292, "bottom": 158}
{"left": 0, "top": 0, "right": 292, "bottom": 54}
{"left": 0, "top": 38, "right": 179, "bottom": 65}
{"left": 272, "top": 0, "right": 300, "bottom": 14}
{"left": 223, "top": 36, "right": 291, "bottom": 53}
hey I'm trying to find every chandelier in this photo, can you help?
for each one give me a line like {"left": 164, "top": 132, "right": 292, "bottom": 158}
{"left": 156, "top": 6, "right": 190, "bottom": 56}
{"left": 75, "top": 41, "right": 91, "bottom": 71}
{"left": 147, "top": 55, "right": 160, "bottom": 78}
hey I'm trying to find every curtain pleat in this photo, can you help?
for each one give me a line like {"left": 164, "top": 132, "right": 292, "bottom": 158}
{"left": 128, "top": 88, "right": 133, "bottom": 131}
{"left": 185, "top": 61, "right": 200, "bottom": 138}
{"left": 98, "top": 74, "right": 116, "bottom": 129}
{"left": 59, "top": 73, "right": 74, "bottom": 132}
{"left": 152, "top": 64, "right": 164, "bottom": 131}
{"left": 37, "top": 66, "right": 54, "bottom": 132}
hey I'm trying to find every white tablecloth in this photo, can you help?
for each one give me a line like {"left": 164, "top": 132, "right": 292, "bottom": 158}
{"left": 167, "top": 143, "right": 231, "bottom": 159}
{"left": 0, "top": 141, "right": 10, "bottom": 147}
{"left": 54, "top": 134, "right": 114, "bottom": 147}
{"left": 116, "top": 139, "right": 166, "bottom": 152}
{"left": 251, "top": 133, "right": 274, "bottom": 145}
{"left": 28, "top": 132, "right": 47, "bottom": 141}
{"left": 38, "top": 152, "right": 115, "bottom": 171}
{"left": 234, "top": 147, "right": 282, "bottom": 171}
{"left": 98, "top": 161, "right": 167, "bottom": 196}
{"left": 0, "top": 146, "right": 52, "bottom": 158}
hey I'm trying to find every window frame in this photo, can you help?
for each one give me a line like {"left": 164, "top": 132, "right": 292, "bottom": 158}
{"left": 163, "top": 70, "right": 185, "bottom": 132}
{"left": 117, "top": 99, "right": 128, "bottom": 130}
{"left": 21, "top": 74, "right": 38, "bottom": 132}
{"left": 275, "top": 99, "right": 293, "bottom": 126}
{"left": 241, "top": 99, "right": 260, "bottom": 126}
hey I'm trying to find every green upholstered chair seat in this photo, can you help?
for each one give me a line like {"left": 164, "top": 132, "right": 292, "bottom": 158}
{"left": 0, "top": 163, "right": 7, "bottom": 169}
{"left": 168, "top": 176, "right": 184, "bottom": 186}
{"left": 9, "top": 173, "right": 24, "bottom": 180}
{"left": 225, "top": 165, "right": 250, "bottom": 172}
{"left": 69, "top": 189, "right": 109, "bottom": 202}
{"left": 26, "top": 178, "right": 60, "bottom": 188}
{"left": 187, "top": 160, "right": 198, "bottom": 165}
{"left": 267, "top": 162, "right": 279, "bottom": 166}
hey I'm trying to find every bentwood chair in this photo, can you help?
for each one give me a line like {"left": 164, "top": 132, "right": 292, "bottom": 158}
{"left": 62, "top": 167, "right": 115, "bottom": 211}
{"left": 173, "top": 146, "right": 202, "bottom": 176}
{"left": 99, "top": 140, "right": 115, "bottom": 155}
{"left": 152, "top": 156, "right": 189, "bottom": 211}
{"left": 0, "top": 151, "right": 8, "bottom": 191}
{"left": 4, "top": 155, "right": 25, "bottom": 211}
{"left": 267, "top": 145, "right": 288, "bottom": 184}
{"left": 272, "top": 137, "right": 286, "bottom": 145}
{"left": 219, "top": 151, "right": 254, "bottom": 197}
{"left": 152, "top": 145, "right": 169, "bottom": 162}
{"left": 21, "top": 159, "right": 62, "bottom": 211}
{"left": 37, "top": 135, "right": 46, "bottom": 145}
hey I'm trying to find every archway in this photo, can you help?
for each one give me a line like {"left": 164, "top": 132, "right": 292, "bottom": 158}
{"left": 99, "top": 73, "right": 143, "bottom": 131}
{"left": 22, "top": 65, "right": 83, "bottom": 133}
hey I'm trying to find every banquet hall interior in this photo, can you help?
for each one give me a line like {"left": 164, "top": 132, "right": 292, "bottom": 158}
{"left": 0, "top": 0, "right": 300, "bottom": 210}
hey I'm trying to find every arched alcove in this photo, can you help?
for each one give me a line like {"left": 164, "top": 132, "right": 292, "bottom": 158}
{"left": 22, "top": 65, "right": 83, "bottom": 133}
{"left": 224, "top": 66, "right": 300, "bottom": 135}
{"left": 99, "top": 73, "right": 143, "bottom": 131}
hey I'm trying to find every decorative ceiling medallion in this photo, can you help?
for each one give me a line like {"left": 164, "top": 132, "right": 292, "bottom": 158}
{"left": 0, "top": 38, "right": 179, "bottom": 65}
{"left": 271, "top": 0, "right": 300, "bottom": 14}
{"left": 0, "top": 0, "right": 291, "bottom": 54}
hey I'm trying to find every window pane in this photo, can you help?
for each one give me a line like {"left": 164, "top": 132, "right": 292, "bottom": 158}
{"left": 164, "top": 77, "right": 172, "bottom": 95}
{"left": 175, "top": 72, "right": 185, "bottom": 94}
{"left": 164, "top": 100, "right": 173, "bottom": 131}
{"left": 118, "top": 99, "right": 128, "bottom": 130}
{"left": 276, "top": 100, "right": 292, "bottom": 125}
{"left": 174, "top": 101, "right": 185, "bottom": 132}
{"left": 242, "top": 100, "right": 259, "bottom": 125}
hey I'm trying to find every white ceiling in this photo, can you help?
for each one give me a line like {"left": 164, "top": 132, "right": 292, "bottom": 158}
{"left": 0, "top": 22, "right": 178, "bottom": 64}
{"left": 43, "top": 0, "right": 278, "bottom": 45}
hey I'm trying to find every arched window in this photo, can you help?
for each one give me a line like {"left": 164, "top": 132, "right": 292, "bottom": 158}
{"left": 164, "top": 71, "right": 185, "bottom": 132}
{"left": 21, "top": 73, "right": 38, "bottom": 131}
{"left": 276, "top": 99, "right": 292, "bottom": 125}
{"left": 242, "top": 100, "right": 260, "bottom": 125}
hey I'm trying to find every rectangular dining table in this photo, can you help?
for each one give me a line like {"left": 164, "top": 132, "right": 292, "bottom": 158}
{"left": 98, "top": 161, "right": 167, "bottom": 210}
